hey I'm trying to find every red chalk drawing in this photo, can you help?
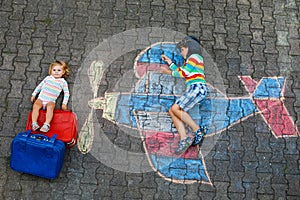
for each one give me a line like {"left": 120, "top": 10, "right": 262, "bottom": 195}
{"left": 240, "top": 76, "right": 299, "bottom": 138}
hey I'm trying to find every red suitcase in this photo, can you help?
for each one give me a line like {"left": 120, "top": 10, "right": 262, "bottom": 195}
{"left": 26, "top": 110, "right": 78, "bottom": 148}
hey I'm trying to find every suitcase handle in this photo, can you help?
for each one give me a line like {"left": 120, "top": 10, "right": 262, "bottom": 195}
{"left": 18, "top": 131, "right": 58, "bottom": 155}
{"left": 33, "top": 134, "right": 57, "bottom": 143}
{"left": 22, "top": 130, "right": 57, "bottom": 144}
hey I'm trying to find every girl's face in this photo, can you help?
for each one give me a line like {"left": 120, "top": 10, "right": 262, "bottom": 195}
{"left": 51, "top": 65, "right": 65, "bottom": 78}
{"left": 180, "top": 47, "right": 188, "bottom": 59}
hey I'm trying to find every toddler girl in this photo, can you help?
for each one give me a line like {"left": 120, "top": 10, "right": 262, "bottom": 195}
{"left": 31, "top": 60, "right": 70, "bottom": 132}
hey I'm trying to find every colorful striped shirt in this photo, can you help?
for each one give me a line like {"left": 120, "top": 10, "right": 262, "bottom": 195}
{"left": 32, "top": 75, "right": 70, "bottom": 105}
{"left": 169, "top": 54, "right": 206, "bottom": 87}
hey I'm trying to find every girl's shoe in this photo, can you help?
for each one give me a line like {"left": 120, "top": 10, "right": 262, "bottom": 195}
{"left": 192, "top": 126, "right": 207, "bottom": 145}
{"left": 32, "top": 122, "right": 40, "bottom": 131}
{"left": 175, "top": 137, "right": 194, "bottom": 155}
{"left": 40, "top": 123, "right": 50, "bottom": 132}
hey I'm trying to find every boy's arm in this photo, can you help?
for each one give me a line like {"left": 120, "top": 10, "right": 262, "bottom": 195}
{"left": 160, "top": 67, "right": 172, "bottom": 75}
{"left": 170, "top": 54, "right": 204, "bottom": 78}
{"left": 162, "top": 54, "right": 184, "bottom": 77}
{"left": 169, "top": 63, "right": 185, "bottom": 78}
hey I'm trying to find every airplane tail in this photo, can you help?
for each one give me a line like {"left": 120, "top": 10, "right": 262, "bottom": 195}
{"left": 239, "top": 76, "right": 299, "bottom": 138}
{"left": 239, "top": 76, "right": 284, "bottom": 99}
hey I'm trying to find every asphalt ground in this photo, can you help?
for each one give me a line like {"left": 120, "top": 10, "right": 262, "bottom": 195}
{"left": 0, "top": 0, "right": 300, "bottom": 199}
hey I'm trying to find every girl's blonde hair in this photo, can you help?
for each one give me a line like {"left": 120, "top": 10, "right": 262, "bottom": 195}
{"left": 48, "top": 60, "right": 70, "bottom": 78}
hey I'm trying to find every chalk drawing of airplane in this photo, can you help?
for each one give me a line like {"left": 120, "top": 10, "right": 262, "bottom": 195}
{"left": 84, "top": 42, "right": 299, "bottom": 184}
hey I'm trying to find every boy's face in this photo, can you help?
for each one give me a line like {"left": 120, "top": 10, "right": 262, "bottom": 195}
{"left": 51, "top": 65, "right": 65, "bottom": 78}
{"left": 180, "top": 47, "right": 188, "bottom": 59}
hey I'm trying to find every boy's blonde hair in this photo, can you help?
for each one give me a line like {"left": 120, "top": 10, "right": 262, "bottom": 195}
{"left": 48, "top": 60, "right": 70, "bottom": 78}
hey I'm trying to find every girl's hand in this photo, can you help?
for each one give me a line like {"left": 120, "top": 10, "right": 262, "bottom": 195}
{"left": 30, "top": 96, "right": 35, "bottom": 103}
{"left": 161, "top": 54, "right": 172, "bottom": 65}
{"left": 62, "top": 104, "right": 68, "bottom": 110}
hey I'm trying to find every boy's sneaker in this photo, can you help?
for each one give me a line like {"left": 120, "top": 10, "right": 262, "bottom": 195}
{"left": 192, "top": 126, "right": 207, "bottom": 145}
{"left": 175, "top": 137, "right": 194, "bottom": 155}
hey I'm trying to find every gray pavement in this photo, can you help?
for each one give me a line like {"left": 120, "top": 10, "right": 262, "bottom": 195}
{"left": 1, "top": 0, "right": 300, "bottom": 199}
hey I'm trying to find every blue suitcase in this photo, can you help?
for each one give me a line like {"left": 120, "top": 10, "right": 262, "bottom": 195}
{"left": 10, "top": 130, "right": 65, "bottom": 179}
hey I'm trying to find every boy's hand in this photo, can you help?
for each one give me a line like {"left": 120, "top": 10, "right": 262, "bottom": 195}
{"left": 62, "top": 104, "right": 68, "bottom": 110}
{"left": 162, "top": 54, "right": 172, "bottom": 65}
{"left": 161, "top": 67, "right": 172, "bottom": 75}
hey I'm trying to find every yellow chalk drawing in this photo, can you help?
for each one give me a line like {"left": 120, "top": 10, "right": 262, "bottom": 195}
{"left": 77, "top": 61, "right": 104, "bottom": 154}
{"left": 89, "top": 93, "right": 119, "bottom": 122}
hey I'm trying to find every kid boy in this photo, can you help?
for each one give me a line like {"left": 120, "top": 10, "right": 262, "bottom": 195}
{"left": 161, "top": 36, "right": 207, "bottom": 154}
